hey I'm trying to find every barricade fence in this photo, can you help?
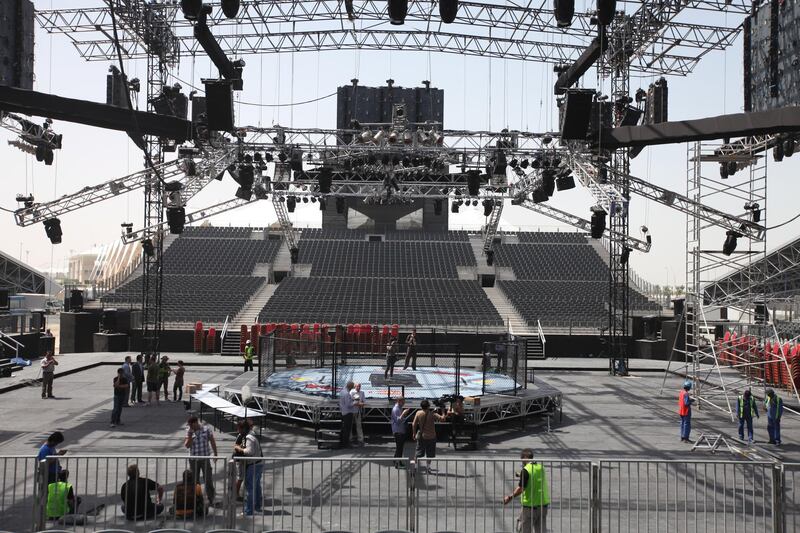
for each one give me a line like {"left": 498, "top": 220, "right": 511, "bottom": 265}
{"left": 1, "top": 456, "right": 799, "bottom": 532}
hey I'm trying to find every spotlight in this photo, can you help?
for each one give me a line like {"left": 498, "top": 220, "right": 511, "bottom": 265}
{"left": 220, "top": 0, "right": 240, "bottom": 18}
{"left": 773, "top": 142, "right": 784, "bottom": 162}
{"left": 336, "top": 197, "right": 345, "bottom": 214}
{"left": 16, "top": 194, "right": 34, "bottom": 208}
{"left": 472, "top": 199, "right": 478, "bottom": 206}
{"left": 727, "top": 161, "right": 737, "bottom": 176}
{"left": 722, "top": 231, "right": 740, "bottom": 256}
{"left": 440, "top": 0, "right": 459, "bottom": 23}
{"left": 509, "top": 159, "right": 519, "bottom": 169}
{"left": 388, "top": 0, "right": 408, "bottom": 25}
{"left": 785, "top": 138, "right": 796, "bottom": 157}
{"left": 180, "top": 0, "right": 203, "bottom": 19}
{"left": 520, "top": 159, "right": 530, "bottom": 169}
{"left": 403, "top": 131, "right": 414, "bottom": 144}
{"left": 166, "top": 206, "right": 185, "bottom": 234}
{"left": 531, "top": 157, "right": 541, "bottom": 169}
{"left": 641, "top": 225, "right": 652, "bottom": 245}
{"left": 466, "top": 170, "right": 481, "bottom": 196}
{"left": 373, "top": 129, "right": 386, "bottom": 144}
{"left": 590, "top": 206, "right": 606, "bottom": 238}
{"left": 287, "top": 196, "right": 297, "bottom": 213}
{"left": 482, "top": 199, "right": 494, "bottom": 217}
{"left": 542, "top": 134, "right": 553, "bottom": 145}
{"left": 597, "top": 0, "right": 616, "bottom": 25}
{"left": 620, "top": 246, "right": 631, "bottom": 265}
{"left": 745, "top": 202, "right": 761, "bottom": 223}
{"left": 121, "top": 222, "right": 133, "bottom": 236}
{"left": 43, "top": 218, "right": 62, "bottom": 244}
{"left": 264, "top": 152, "right": 274, "bottom": 163}
{"left": 302, "top": 196, "right": 309, "bottom": 203}
{"left": 388, "top": 130, "right": 399, "bottom": 144}
{"left": 142, "top": 238, "right": 155, "bottom": 257}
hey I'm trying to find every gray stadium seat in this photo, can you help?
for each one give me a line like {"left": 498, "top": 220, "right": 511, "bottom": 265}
{"left": 95, "top": 530, "right": 135, "bottom": 533}
{"left": 147, "top": 529, "right": 192, "bottom": 533}
{"left": 261, "top": 530, "right": 300, "bottom": 533}
{"left": 206, "top": 530, "right": 247, "bottom": 533}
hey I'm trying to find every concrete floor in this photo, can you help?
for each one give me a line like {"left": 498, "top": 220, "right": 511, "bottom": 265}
{"left": 0, "top": 354, "right": 796, "bottom": 532}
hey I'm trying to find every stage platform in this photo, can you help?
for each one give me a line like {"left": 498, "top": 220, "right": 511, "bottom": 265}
{"left": 221, "top": 367, "right": 562, "bottom": 429}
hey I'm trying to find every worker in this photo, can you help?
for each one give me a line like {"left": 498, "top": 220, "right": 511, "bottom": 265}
{"left": 737, "top": 388, "right": 759, "bottom": 444}
{"left": 47, "top": 470, "right": 80, "bottom": 520}
{"left": 243, "top": 340, "right": 255, "bottom": 372}
{"left": 679, "top": 380, "right": 694, "bottom": 443}
{"left": 502, "top": 448, "right": 549, "bottom": 533}
{"left": 765, "top": 389, "right": 783, "bottom": 445}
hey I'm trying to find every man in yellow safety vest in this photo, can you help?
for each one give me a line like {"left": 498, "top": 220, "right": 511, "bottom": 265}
{"left": 502, "top": 448, "right": 550, "bottom": 533}
{"left": 243, "top": 340, "right": 255, "bottom": 372}
{"left": 46, "top": 470, "right": 79, "bottom": 519}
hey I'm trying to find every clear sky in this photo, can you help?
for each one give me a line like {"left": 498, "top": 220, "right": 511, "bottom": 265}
{"left": 1, "top": 0, "right": 798, "bottom": 290}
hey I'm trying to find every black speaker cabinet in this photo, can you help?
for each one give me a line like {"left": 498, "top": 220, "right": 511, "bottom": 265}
{"left": 93, "top": 333, "right": 129, "bottom": 352}
{"left": 70, "top": 289, "right": 84, "bottom": 311}
{"left": 60, "top": 312, "right": 100, "bottom": 353}
{"left": 560, "top": 88, "right": 595, "bottom": 140}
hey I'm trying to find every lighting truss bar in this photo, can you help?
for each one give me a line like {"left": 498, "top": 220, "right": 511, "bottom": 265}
{"left": 35, "top": 1, "right": 749, "bottom": 76}
{"left": 599, "top": 106, "right": 800, "bottom": 149}
{"left": 14, "top": 149, "right": 236, "bottom": 227}
{"left": 121, "top": 197, "right": 252, "bottom": 243}
{"left": 515, "top": 199, "right": 651, "bottom": 253}
{"left": 104, "top": 0, "right": 179, "bottom": 64}
{"left": 567, "top": 153, "right": 627, "bottom": 211}
{"left": 0, "top": 85, "right": 193, "bottom": 143}
{"left": 272, "top": 195, "right": 298, "bottom": 255}
{"left": 569, "top": 152, "right": 765, "bottom": 241}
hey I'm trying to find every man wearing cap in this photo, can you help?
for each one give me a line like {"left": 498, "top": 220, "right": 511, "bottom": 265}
{"left": 243, "top": 340, "right": 255, "bottom": 372}
{"left": 737, "top": 388, "right": 759, "bottom": 444}
{"left": 679, "top": 380, "right": 695, "bottom": 443}
{"left": 765, "top": 388, "right": 783, "bottom": 445}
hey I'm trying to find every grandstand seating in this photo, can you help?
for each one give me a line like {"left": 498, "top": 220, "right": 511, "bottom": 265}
{"left": 101, "top": 230, "right": 279, "bottom": 324}
{"left": 299, "top": 228, "right": 469, "bottom": 242}
{"left": 494, "top": 233, "right": 661, "bottom": 328}
{"left": 259, "top": 277, "right": 502, "bottom": 326}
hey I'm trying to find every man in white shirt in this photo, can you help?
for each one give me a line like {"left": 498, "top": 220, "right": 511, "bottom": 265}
{"left": 350, "top": 383, "right": 366, "bottom": 445}
{"left": 233, "top": 421, "right": 263, "bottom": 515}
{"left": 41, "top": 351, "right": 58, "bottom": 399}
{"left": 339, "top": 381, "right": 357, "bottom": 448}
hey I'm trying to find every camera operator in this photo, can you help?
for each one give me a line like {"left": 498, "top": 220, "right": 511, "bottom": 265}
{"left": 412, "top": 399, "right": 447, "bottom": 473}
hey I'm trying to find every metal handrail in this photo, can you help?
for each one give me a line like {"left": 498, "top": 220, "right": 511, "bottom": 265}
{"left": 220, "top": 314, "right": 230, "bottom": 343}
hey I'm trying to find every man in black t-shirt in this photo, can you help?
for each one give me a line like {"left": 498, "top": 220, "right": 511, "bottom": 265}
{"left": 120, "top": 464, "right": 164, "bottom": 520}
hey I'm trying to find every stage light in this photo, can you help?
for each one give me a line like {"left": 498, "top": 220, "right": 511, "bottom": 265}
{"left": 466, "top": 170, "right": 481, "bottom": 196}
{"left": 773, "top": 142, "right": 784, "bottom": 162}
{"left": 429, "top": 130, "right": 444, "bottom": 145}
{"left": 287, "top": 196, "right": 297, "bottom": 213}
{"left": 542, "top": 134, "right": 553, "bottom": 144}
{"left": 531, "top": 157, "right": 541, "bottom": 169}
{"left": 590, "top": 206, "right": 606, "bottom": 238}
{"left": 620, "top": 246, "right": 631, "bottom": 265}
{"left": 785, "top": 138, "right": 796, "bottom": 157}
{"left": 472, "top": 199, "right": 479, "bottom": 206}
{"left": 166, "top": 206, "right": 185, "bottom": 234}
{"left": 264, "top": 152, "right": 274, "bottom": 163}
{"left": 727, "top": 161, "right": 737, "bottom": 176}
{"left": 451, "top": 200, "right": 459, "bottom": 213}
{"left": 509, "top": 159, "right": 519, "bottom": 169}
{"left": 719, "top": 162, "right": 729, "bottom": 179}
{"left": 434, "top": 199, "right": 442, "bottom": 215}
{"left": 180, "top": 0, "right": 203, "bottom": 19}
{"left": 142, "top": 238, "right": 155, "bottom": 257}
{"left": 121, "top": 222, "right": 133, "bottom": 236}
{"left": 373, "top": 129, "right": 386, "bottom": 144}
{"left": 301, "top": 196, "right": 309, "bottom": 203}
{"left": 253, "top": 182, "right": 269, "bottom": 199}
{"left": 520, "top": 159, "right": 529, "bottom": 169}
{"left": 722, "top": 231, "right": 740, "bottom": 256}
{"left": 388, "top": 130, "right": 399, "bottom": 144}
{"left": 16, "top": 194, "right": 34, "bottom": 208}
{"left": 440, "top": 0, "right": 459, "bottom": 23}
{"left": 336, "top": 197, "right": 345, "bottom": 214}
{"left": 641, "top": 225, "right": 652, "bottom": 245}
{"left": 482, "top": 199, "right": 494, "bottom": 217}
{"left": 745, "top": 202, "right": 761, "bottom": 223}
{"left": 43, "top": 218, "right": 62, "bottom": 244}
{"left": 403, "top": 131, "right": 414, "bottom": 144}
{"left": 388, "top": 0, "right": 408, "bottom": 25}
{"left": 417, "top": 129, "right": 431, "bottom": 145}
{"left": 221, "top": 0, "right": 240, "bottom": 18}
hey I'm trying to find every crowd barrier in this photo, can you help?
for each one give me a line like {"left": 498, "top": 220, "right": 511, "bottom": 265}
{"left": 0, "top": 456, "right": 797, "bottom": 532}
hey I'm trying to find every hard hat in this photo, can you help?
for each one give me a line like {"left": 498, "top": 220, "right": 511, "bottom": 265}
{"left": 246, "top": 340, "right": 251, "bottom": 344}
{"left": 683, "top": 379, "right": 692, "bottom": 390}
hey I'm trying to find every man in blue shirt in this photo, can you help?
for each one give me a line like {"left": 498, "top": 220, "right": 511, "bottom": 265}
{"left": 37, "top": 431, "right": 67, "bottom": 483}
{"left": 391, "top": 397, "right": 413, "bottom": 468}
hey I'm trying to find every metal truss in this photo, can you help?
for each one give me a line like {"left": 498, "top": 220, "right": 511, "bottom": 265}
{"left": 515, "top": 198, "right": 651, "bottom": 254}
{"left": 0, "top": 251, "right": 46, "bottom": 294}
{"left": 36, "top": 1, "right": 748, "bottom": 76}
{"left": 272, "top": 195, "right": 299, "bottom": 256}
{"left": 704, "top": 236, "right": 800, "bottom": 304}
{"left": 482, "top": 198, "right": 503, "bottom": 255}
{"left": 13, "top": 148, "right": 235, "bottom": 227}
{"left": 666, "top": 139, "right": 770, "bottom": 417}
{"left": 570, "top": 152, "right": 765, "bottom": 241}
